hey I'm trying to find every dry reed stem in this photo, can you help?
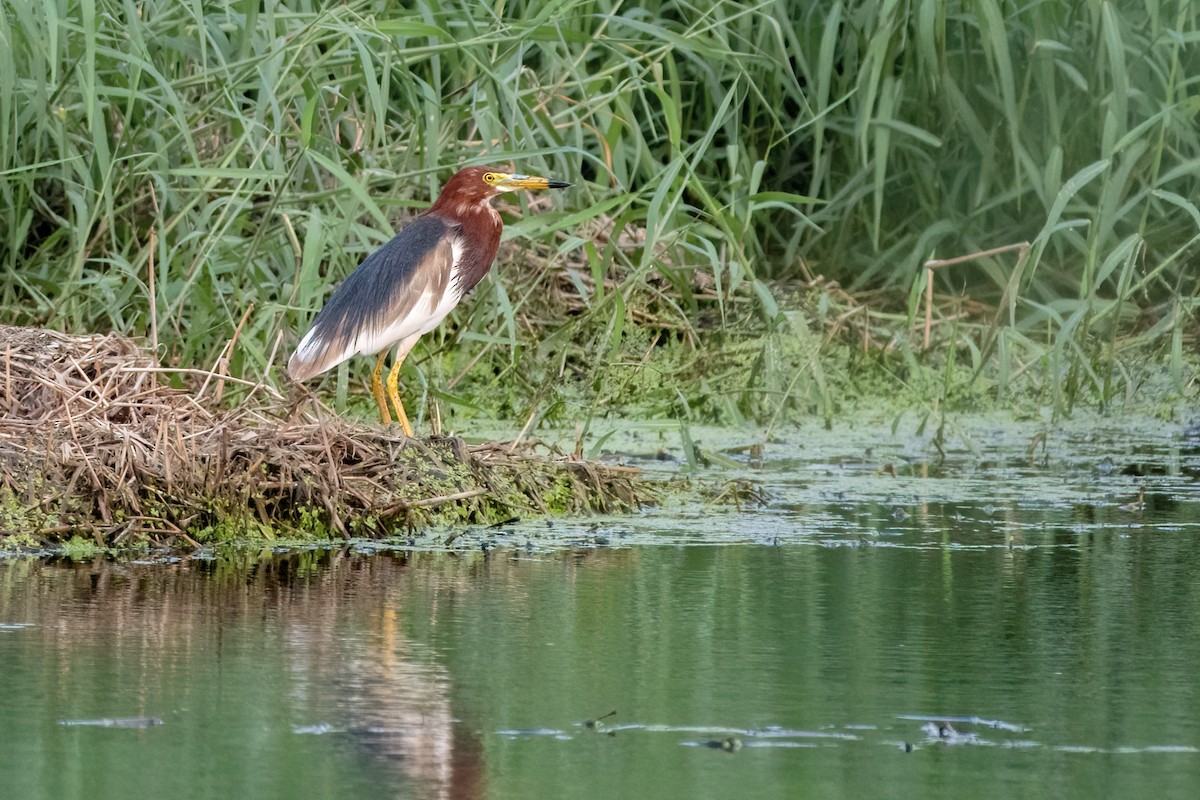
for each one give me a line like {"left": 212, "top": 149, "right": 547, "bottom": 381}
{"left": 923, "top": 243, "right": 1031, "bottom": 349}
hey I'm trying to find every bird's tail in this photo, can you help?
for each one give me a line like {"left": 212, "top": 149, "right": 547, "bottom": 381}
{"left": 287, "top": 327, "right": 328, "bottom": 382}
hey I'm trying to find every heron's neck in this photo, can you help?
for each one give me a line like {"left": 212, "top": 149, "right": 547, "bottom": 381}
{"left": 432, "top": 202, "right": 503, "bottom": 296}
{"left": 436, "top": 199, "right": 500, "bottom": 235}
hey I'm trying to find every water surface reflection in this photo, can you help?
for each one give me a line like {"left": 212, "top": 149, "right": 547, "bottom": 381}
{"left": 3, "top": 535, "right": 1199, "bottom": 799}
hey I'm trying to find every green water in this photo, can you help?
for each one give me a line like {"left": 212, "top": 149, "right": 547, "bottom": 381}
{"left": 2, "top": 416, "right": 1200, "bottom": 799}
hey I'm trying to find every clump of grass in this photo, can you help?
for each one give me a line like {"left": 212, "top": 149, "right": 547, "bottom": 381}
{"left": 0, "top": 1, "right": 1196, "bottom": 434}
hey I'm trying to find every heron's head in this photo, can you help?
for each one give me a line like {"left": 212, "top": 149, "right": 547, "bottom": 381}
{"left": 437, "top": 165, "right": 570, "bottom": 206}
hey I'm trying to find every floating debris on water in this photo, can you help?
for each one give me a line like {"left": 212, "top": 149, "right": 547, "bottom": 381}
{"left": 897, "top": 713, "right": 1032, "bottom": 732}
{"left": 920, "top": 721, "right": 985, "bottom": 745}
{"left": 582, "top": 710, "right": 617, "bottom": 731}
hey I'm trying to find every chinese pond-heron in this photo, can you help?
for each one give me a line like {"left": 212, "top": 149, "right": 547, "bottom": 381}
{"left": 287, "top": 166, "right": 569, "bottom": 436}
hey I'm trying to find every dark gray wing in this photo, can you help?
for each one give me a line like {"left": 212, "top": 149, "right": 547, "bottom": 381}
{"left": 288, "top": 214, "right": 458, "bottom": 381}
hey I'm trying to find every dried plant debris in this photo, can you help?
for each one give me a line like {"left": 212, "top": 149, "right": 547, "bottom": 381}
{"left": 0, "top": 326, "right": 647, "bottom": 547}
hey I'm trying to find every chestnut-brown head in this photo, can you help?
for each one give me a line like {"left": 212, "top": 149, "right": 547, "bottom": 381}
{"left": 430, "top": 165, "right": 570, "bottom": 209}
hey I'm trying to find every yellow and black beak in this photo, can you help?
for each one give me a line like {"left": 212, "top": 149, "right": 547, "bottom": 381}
{"left": 496, "top": 173, "right": 571, "bottom": 191}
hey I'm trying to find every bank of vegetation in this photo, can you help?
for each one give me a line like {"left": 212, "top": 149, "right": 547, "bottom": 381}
{"left": 1, "top": 1, "right": 1198, "bottom": 544}
{"left": 0, "top": 325, "right": 646, "bottom": 547}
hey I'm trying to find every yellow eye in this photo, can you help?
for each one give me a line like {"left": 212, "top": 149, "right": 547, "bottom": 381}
{"left": 483, "top": 172, "right": 498, "bottom": 184}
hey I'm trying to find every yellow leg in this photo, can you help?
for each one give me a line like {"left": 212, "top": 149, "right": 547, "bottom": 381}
{"left": 385, "top": 354, "right": 414, "bottom": 437}
{"left": 370, "top": 351, "right": 391, "bottom": 424}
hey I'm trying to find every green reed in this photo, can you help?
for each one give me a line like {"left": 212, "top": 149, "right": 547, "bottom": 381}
{"left": 0, "top": 0, "right": 1196, "bottom": 427}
